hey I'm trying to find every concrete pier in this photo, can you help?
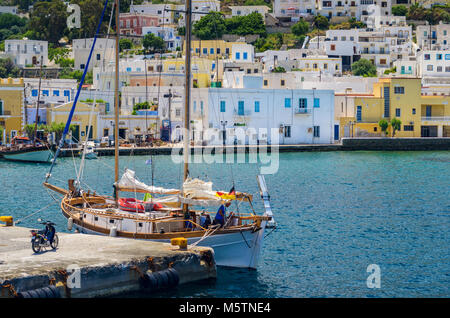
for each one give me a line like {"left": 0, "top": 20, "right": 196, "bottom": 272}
{"left": 0, "top": 226, "right": 216, "bottom": 298}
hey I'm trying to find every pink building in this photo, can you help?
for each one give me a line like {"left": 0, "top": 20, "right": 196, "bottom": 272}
{"left": 119, "top": 13, "right": 159, "bottom": 35}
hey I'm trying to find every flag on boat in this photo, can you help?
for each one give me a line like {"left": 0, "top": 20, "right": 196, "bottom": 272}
{"left": 145, "top": 158, "right": 152, "bottom": 165}
{"left": 228, "top": 186, "right": 235, "bottom": 195}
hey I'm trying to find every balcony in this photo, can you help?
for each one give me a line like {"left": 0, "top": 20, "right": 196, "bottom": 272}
{"left": 421, "top": 116, "right": 450, "bottom": 122}
{"left": 295, "top": 108, "right": 311, "bottom": 115}
{"left": 233, "top": 109, "right": 251, "bottom": 117}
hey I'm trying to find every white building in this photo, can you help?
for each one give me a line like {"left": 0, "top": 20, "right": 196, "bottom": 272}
{"left": 418, "top": 50, "right": 450, "bottom": 78}
{"left": 273, "top": 0, "right": 316, "bottom": 20}
{"left": 4, "top": 39, "right": 48, "bottom": 67}
{"left": 205, "top": 83, "right": 335, "bottom": 145}
{"left": 231, "top": 43, "right": 255, "bottom": 63}
{"left": 142, "top": 26, "right": 182, "bottom": 51}
{"left": 318, "top": 1, "right": 391, "bottom": 20}
{"left": 229, "top": 5, "right": 271, "bottom": 18}
{"left": 0, "top": 6, "right": 18, "bottom": 15}
{"left": 416, "top": 22, "right": 450, "bottom": 51}
{"left": 325, "top": 29, "right": 360, "bottom": 71}
{"left": 24, "top": 78, "right": 77, "bottom": 106}
{"left": 73, "top": 38, "right": 115, "bottom": 71}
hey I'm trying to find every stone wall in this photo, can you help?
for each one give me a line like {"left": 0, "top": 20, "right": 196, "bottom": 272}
{"left": 341, "top": 137, "right": 450, "bottom": 151}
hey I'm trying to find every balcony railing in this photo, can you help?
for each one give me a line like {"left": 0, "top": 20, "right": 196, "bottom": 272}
{"left": 295, "top": 108, "right": 311, "bottom": 114}
{"left": 421, "top": 116, "right": 450, "bottom": 122}
{"left": 0, "top": 110, "right": 12, "bottom": 116}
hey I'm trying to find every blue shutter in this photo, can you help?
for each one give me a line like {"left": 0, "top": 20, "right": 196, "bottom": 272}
{"left": 220, "top": 100, "right": 226, "bottom": 112}
{"left": 356, "top": 106, "right": 362, "bottom": 122}
{"left": 238, "top": 101, "right": 244, "bottom": 115}
{"left": 284, "top": 98, "right": 291, "bottom": 108}
{"left": 254, "top": 101, "right": 260, "bottom": 112}
{"left": 314, "top": 98, "right": 320, "bottom": 108}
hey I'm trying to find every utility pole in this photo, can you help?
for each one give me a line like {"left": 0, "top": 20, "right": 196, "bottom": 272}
{"left": 33, "top": 55, "right": 43, "bottom": 146}
{"left": 163, "top": 89, "right": 173, "bottom": 142}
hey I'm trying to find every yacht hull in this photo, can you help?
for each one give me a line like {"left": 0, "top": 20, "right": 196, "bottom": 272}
{"left": 1, "top": 148, "right": 53, "bottom": 163}
{"left": 72, "top": 221, "right": 267, "bottom": 269}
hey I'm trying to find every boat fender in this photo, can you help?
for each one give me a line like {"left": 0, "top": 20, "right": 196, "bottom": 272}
{"left": 16, "top": 285, "right": 61, "bottom": 298}
{"left": 140, "top": 268, "right": 179, "bottom": 292}
{"left": 110, "top": 226, "right": 117, "bottom": 237}
{"left": 67, "top": 217, "right": 73, "bottom": 231}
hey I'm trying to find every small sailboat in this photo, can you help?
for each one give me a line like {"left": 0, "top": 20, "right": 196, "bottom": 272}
{"left": 43, "top": 0, "right": 274, "bottom": 268}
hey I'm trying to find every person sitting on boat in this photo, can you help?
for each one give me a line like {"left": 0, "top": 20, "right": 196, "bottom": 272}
{"left": 213, "top": 201, "right": 231, "bottom": 227}
{"left": 200, "top": 211, "right": 212, "bottom": 229}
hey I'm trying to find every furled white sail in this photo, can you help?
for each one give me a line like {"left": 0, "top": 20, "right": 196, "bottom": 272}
{"left": 117, "top": 169, "right": 180, "bottom": 194}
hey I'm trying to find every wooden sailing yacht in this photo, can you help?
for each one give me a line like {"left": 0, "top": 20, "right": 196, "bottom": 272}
{"left": 43, "top": 0, "right": 274, "bottom": 268}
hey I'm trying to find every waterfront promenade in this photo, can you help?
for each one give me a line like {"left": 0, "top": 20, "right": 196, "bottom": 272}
{"left": 0, "top": 225, "right": 216, "bottom": 298}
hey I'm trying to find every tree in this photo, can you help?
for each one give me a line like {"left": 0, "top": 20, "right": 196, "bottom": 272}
{"left": 390, "top": 118, "right": 402, "bottom": 137}
{"left": 313, "top": 15, "right": 329, "bottom": 30}
{"left": 119, "top": 38, "right": 133, "bottom": 52}
{"left": 193, "top": 11, "right": 226, "bottom": 40}
{"left": 225, "top": 12, "right": 266, "bottom": 36}
{"left": 378, "top": 119, "right": 389, "bottom": 136}
{"left": 142, "top": 33, "right": 165, "bottom": 53}
{"left": 392, "top": 5, "right": 408, "bottom": 16}
{"left": 0, "top": 58, "right": 20, "bottom": 78}
{"left": 351, "top": 58, "right": 377, "bottom": 77}
{"left": 272, "top": 66, "right": 286, "bottom": 73}
{"left": 28, "top": 1, "right": 68, "bottom": 44}
{"left": 291, "top": 19, "right": 309, "bottom": 37}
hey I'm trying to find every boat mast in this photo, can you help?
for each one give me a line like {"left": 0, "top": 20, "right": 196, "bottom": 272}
{"left": 114, "top": 0, "right": 120, "bottom": 201}
{"left": 183, "top": 0, "right": 192, "bottom": 182}
{"left": 33, "top": 55, "right": 43, "bottom": 146}
{"left": 182, "top": 0, "right": 192, "bottom": 213}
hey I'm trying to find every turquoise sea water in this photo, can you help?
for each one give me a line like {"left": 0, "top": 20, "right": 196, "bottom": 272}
{"left": 1, "top": 151, "right": 449, "bottom": 297}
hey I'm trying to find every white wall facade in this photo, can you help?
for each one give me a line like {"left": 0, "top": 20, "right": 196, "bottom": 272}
{"left": 73, "top": 38, "right": 115, "bottom": 71}
{"left": 4, "top": 40, "right": 48, "bottom": 67}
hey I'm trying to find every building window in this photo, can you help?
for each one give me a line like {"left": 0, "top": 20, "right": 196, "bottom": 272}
{"left": 424, "top": 54, "right": 430, "bottom": 60}
{"left": 356, "top": 106, "right": 362, "bottom": 122}
{"left": 235, "top": 52, "right": 240, "bottom": 60}
{"left": 395, "top": 108, "right": 401, "bottom": 117}
{"left": 53, "top": 90, "right": 59, "bottom": 97}
{"left": 330, "top": 44, "right": 336, "bottom": 51}
{"left": 216, "top": 48, "right": 220, "bottom": 54}
{"left": 437, "top": 66, "right": 442, "bottom": 72}
{"left": 284, "top": 98, "right": 291, "bottom": 108}
{"left": 254, "top": 101, "right": 260, "bottom": 113}
{"left": 284, "top": 125, "right": 291, "bottom": 138}
{"left": 281, "top": 80, "right": 285, "bottom": 86}
{"left": 32, "top": 89, "right": 38, "bottom": 97}
{"left": 243, "top": 52, "right": 248, "bottom": 60}
{"left": 263, "top": 79, "right": 268, "bottom": 86}
{"left": 427, "top": 65, "right": 433, "bottom": 71}
{"left": 203, "top": 48, "right": 207, "bottom": 54}
{"left": 314, "top": 98, "right": 320, "bottom": 108}
{"left": 404, "top": 125, "right": 414, "bottom": 131}
{"left": 313, "top": 126, "right": 320, "bottom": 137}
{"left": 436, "top": 54, "right": 442, "bottom": 60}
{"left": 299, "top": 98, "right": 307, "bottom": 108}
{"left": 394, "top": 86, "right": 405, "bottom": 94}
{"left": 412, "top": 108, "right": 416, "bottom": 115}
{"left": 96, "top": 53, "right": 101, "bottom": 60}
{"left": 42, "top": 90, "right": 49, "bottom": 96}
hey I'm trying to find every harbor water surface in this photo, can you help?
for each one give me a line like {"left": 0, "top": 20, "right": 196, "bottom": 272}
{"left": 0, "top": 151, "right": 449, "bottom": 297}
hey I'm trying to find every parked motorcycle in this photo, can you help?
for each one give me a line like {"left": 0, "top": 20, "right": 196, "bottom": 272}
{"left": 30, "top": 220, "right": 59, "bottom": 253}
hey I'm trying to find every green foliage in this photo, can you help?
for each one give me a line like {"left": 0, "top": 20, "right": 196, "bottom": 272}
{"left": 384, "top": 66, "right": 396, "bottom": 75}
{"left": 142, "top": 33, "right": 165, "bottom": 53}
{"left": 351, "top": 58, "right": 377, "bottom": 77}
{"left": 272, "top": 66, "right": 286, "bottom": 73}
{"left": 392, "top": 5, "right": 408, "bottom": 16}
{"left": 119, "top": 38, "right": 133, "bottom": 52}
{"left": 59, "top": 68, "right": 93, "bottom": 84}
{"left": 291, "top": 19, "right": 309, "bottom": 37}
{"left": 225, "top": 12, "right": 266, "bottom": 36}
{"left": 313, "top": 15, "right": 329, "bottom": 30}
{"left": 253, "top": 33, "right": 283, "bottom": 52}
{"left": 243, "top": 0, "right": 271, "bottom": 7}
{"left": 407, "top": 4, "right": 450, "bottom": 24}
{"left": 193, "top": 11, "right": 226, "bottom": 40}
{"left": 177, "top": 26, "right": 185, "bottom": 36}
{"left": 378, "top": 119, "right": 389, "bottom": 135}
{"left": 133, "top": 101, "right": 150, "bottom": 112}
{"left": 0, "top": 58, "right": 20, "bottom": 78}
{"left": 390, "top": 118, "right": 402, "bottom": 137}
{"left": 348, "top": 17, "right": 366, "bottom": 29}
{"left": 28, "top": 0, "right": 68, "bottom": 44}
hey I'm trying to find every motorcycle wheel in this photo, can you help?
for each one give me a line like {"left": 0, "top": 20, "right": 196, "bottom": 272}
{"left": 32, "top": 237, "right": 41, "bottom": 253}
{"left": 50, "top": 234, "right": 59, "bottom": 249}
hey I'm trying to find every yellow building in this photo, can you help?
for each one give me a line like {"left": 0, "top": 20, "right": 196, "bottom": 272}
{"left": 49, "top": 101, "right": 100, "bottom": 142}
{"left": 0, "top": 78, "right": 24, "bottom": 144}
{"left": 344, "top": 77, "right": 450, "bottom": 137}
{"left": 184, "top": 40, "right": 246, "bottom": 61}
{"left": 163, "top": 57, "right": 213, "bottom": 88}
